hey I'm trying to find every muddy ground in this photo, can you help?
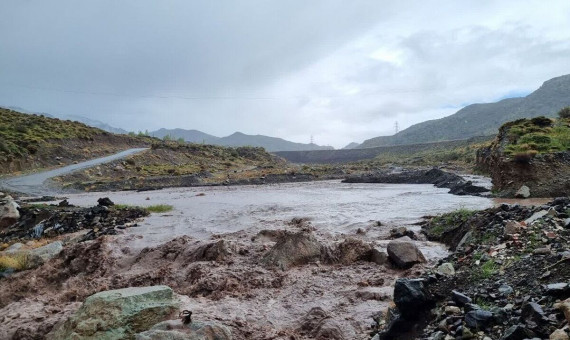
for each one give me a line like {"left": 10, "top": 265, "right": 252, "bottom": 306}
{"left": 0, "top": 210, "right": 449, "bottom": 340}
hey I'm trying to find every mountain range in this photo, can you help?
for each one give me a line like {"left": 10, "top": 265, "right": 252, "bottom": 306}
{"left": 150, "top": 128, "right": 334, "bottom": 152}
{"left": 358, "top": 74, "right": 570, "bottom": 148}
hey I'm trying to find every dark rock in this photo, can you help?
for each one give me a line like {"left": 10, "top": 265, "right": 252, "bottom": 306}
{"left": 393, "top": 278, "right": 433, "bottom": 317}
{"left": 97, "top": 197, "right": 115, "bottom": 207}
{"left": 452, "top": 290, "right": 472, "bottom": 306}
{"left": 521, "top": 302, "right": 546, "bottom": 325}
{"left": 387, "top": 239, "right": 426, "bottom": 269}
{"left": 501, "top": 324, "right": 536, "bottom": 340}
{"left": 545, "top": 283, "right": 570, "bottom": 297}
{"left": 465, "top": 310, "right": 493, "bottom": 329}
{"left": 262, "top": 231, "right": 322, "bottom": 270}
{"left": 498, "top": 284, "right": 514, "bottom": 295}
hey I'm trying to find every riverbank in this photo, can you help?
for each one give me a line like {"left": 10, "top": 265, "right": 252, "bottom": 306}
{"left": 376, "top": 197, "right": 570, "bottom": 339}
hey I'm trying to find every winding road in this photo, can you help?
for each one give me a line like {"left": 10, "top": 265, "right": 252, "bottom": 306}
{"left": 0, "top": 148, "right": 149, "bottom": 196}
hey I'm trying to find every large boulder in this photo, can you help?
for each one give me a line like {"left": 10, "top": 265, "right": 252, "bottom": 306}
{"left": 262, "top": 231, "right": 322, "bottom": 270}
{"left": 387, "top": 238, "right": 426, "bottom": 269}
{"left": 0, "top": 194, "right": 19, "bottom": 229}
{"left": 47, "top": 285, "right": 180, "bottom": 340}
{"left": 136, "top": 320, "right": 232, "bottom": 340}
{"left": 297, "top": 307, "right": 346, "bottom": 340}
{"left": 393, "top": 278, "right": 433, "bottom": 318}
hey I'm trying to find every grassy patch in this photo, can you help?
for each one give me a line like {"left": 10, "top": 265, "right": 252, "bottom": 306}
{"left": 145, "top": 204, "right": 173, "bottom": 213}
{"left": 472, "top": 260, "right": 498, "bottom": 280}
{"left": 501, "top": 117, "right": 570, "bottom": 158}
{"left": 427, "top": 208, "right": 477, "bottom": 238}
{"left": 0, "top": 253, "right": 30, "bottom": 271}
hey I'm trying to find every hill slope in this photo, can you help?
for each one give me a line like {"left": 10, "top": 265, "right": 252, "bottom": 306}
{"left": 0, "top": 108, "right": 146, "bottom": 175}
{"left": 359, "top": 74, "right": 570, "bottom": 148}
{"left": 150, "top": 128, "right": 219, "bottom": 144}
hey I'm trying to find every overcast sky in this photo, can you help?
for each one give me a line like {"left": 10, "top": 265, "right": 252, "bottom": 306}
{"left": 1, "top": 1, "right": 570, "bottom": 148}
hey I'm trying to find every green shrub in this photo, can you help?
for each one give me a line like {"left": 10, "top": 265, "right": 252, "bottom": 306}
{"left": 558, "top": 106, "right": 570, "bottom": 119}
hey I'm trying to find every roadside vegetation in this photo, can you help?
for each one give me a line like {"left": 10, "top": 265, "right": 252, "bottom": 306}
{"left": 424, "top": 208, "right": 477, "bottom": 239}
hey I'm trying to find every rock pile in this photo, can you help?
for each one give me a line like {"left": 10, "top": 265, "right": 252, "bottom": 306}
{"left": 0, "top": 199, "right": 148, "bottom": 243}
{"left": 375, "top": 197, "right": 570, "bottom": 339}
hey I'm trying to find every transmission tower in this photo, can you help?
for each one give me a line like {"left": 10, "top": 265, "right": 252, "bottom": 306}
{"left": 310, "top": 135, "right": 314, "bottom": 144}
{"left": 394, "top": 121, "right": 399, "bottom": 134}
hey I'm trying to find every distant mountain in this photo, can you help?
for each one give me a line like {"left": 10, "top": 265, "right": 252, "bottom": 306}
{"left": 358, "top": 74, "right": 570, "bottom": 148}
{"left": 61, "top": 115, "right": 128, "bottom": 135}
{"left": 150, "top": 128, "right": 219, "bottom": 143}
{"left": 216, "top": 132, "right": 334, "bottom": 152}
{"left": 1, "top": 106, "right": 128, "bottom": 135}
{"left": 150, "top": 129, "right": 333, "bottom": 152}
{"left": 342, "top": 142, "right": 360, "bottom": 149}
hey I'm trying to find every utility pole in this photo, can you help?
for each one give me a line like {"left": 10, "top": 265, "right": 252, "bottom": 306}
{"left": 394, "top": 121, "right": 399, "bottom": 134}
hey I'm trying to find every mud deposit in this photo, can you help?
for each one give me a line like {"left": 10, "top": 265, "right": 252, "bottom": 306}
{"left": 1, "top": 181, "right": 494, "bottom": 339}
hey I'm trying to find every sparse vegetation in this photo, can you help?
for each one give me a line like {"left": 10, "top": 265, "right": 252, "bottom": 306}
{"left": 427, "top": 208, "right": 477, "bottom": 237}
{"left": 0, "top": 253, "right": 30, "bottom": 271}
{"left": 472, "top": 259, "right": 498, "bottom": 280}
{"left": 146, "top": 204, "right": 173, "bottom": 213}
{"left": 501, "top": 116, "right": 570, "bottom": 159}
{"left": 558, "top": 106, "right": 570, "bottom": 119}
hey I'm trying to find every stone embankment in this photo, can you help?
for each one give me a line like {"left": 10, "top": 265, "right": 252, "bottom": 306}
{"left": 375, "top": 197, "right": 570, "bottom": 339}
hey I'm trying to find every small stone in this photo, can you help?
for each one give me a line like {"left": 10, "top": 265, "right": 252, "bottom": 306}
{"left": 550, "top": 329, "right": 569, "bottom": 340}
{"left": 445, "top": 306, "right": 461, "bottom": 315}
{"left": 545, "top": 283, "right": 570, "bottom": 296}
{"left": 464, "top": 310, "right": 493, "bottom": 329}
{"left": 452, "top": 290, "right": 472, "bottom": 306}
{"left": 498, "top": 284, "right": 513, "bottom": 295}
{"left": 501, "top": 325, "right": 536, "bottom": 340}
{"left": 515, "top": 185, "right": 530, "bottom": 198}
{"left": 521, "top": 302, "right": 546, "bottom": 325}
{"left": 533, "top": 248, "right": 551, "bottom": 255}
{"left": 437, "top": 262, "right": 455, "bottom": 276}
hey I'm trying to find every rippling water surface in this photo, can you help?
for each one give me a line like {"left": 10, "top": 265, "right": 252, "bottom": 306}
{"left": 63, "top": 180, "right": 494, "bottom": 247}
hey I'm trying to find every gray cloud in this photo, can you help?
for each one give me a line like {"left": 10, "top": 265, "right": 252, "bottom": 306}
{"left": 1, "top": 1, "right": 570, "bottom": 147}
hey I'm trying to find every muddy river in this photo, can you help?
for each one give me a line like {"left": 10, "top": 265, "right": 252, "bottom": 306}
{"left": 61, "top": 180, "right": 494, "bottom": 248}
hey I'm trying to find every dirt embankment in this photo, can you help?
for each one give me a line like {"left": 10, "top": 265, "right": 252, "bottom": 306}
{"left": 477, "top": 117, "right": 570, "bottom": 197}
{"left": 376, "top": 197, "right": 570, "bottom": 339}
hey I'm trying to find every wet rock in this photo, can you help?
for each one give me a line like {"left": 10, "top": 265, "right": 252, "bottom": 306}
{"left": 501, "top": 324, "right": 536, "bottom": 340}
{"left": 444, "top": 306, "right": 461, "bottom": 315}
{"left": 186, "top": 240, "right": 233, "bottom": 262}
{"left": 452, "top": 290, "right": 472, "bottom": 306}
{"left": 437, "top": 262, "right": 455, "bottom": 276}
{"left": 464, "top": 310, "right": 493, "bottom": 329}
{"left": 515, "top": 185, "right": 530, "bottom": 198}
{"left": 370, "top": 248, "right": 389, "bottom": 265}
{"left": 545, "top": 283, "right": 570, "bottom": 296}
{"left": 262, "top": 231, "right": 322, "bottom": 270}
{"left": 97, "top": 197, "right": 115, "bottom": 207}
{"left": 331, "top": 238, "right": 373, "bottom": 264}
{"left": 29, "top": 240, "right": 63, "bottom": 262}
{"left": 533, "top": 247, "right": 552, "bottom": 255}
{"left": 393, "top": 278, "right": 432, "bottom": 317}
{"left": 390, "top": 226, "right": 415, "bottom": 239}
{"left": 136, "top": 320, "right": 232, "bottom": 340}
{"left": 521, "top": 302, "right": 546, "bottom": 325}
{"left": 551, "top": 329, "right": 569, "bottom": 340}
{"left": 387, "top": 238, "right": 426, "bottom": 269}
{"left": 0, "top": 195, "right": 19, "bottom": 230}
{"left": 47, "top": 285, "right": 180, "bottom": 340}
{"left": 525, "top": 210, "right": 548, "bottom": 225}
{"left": 3, "top": 242, "right": 24, "bottom": 254}
{"left": 298, "top": 307, "right": 346, "bottom": 340}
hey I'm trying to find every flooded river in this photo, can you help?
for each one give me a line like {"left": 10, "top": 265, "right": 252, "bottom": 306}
{"left": 61, "top": 180, "right": 494, "bottom": 248}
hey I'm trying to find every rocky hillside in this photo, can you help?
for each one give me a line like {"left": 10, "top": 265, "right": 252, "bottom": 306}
{"left": 477, "top": 115, "right": 570, "bottom": 197}
{"left": 376, "top": 198, "right": 570, "bottom": 339}
{"left": 360, "top": 74, "right": 570, "bottom": 148}
{"left": 0, "top": 108, "right": 147, "bottom": 175}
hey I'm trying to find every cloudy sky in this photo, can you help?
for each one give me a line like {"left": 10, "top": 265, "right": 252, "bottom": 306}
{"left": 1, "top": 1, "right": 570, "bottom": 148}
